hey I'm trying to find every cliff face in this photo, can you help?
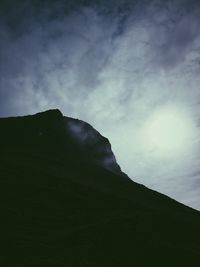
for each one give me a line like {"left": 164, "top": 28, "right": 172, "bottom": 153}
{"left": 0, "top": 109, "right": 123, "bottom": 175}
{"left": 0, "top": 110, "right": 200, "bottom": 266}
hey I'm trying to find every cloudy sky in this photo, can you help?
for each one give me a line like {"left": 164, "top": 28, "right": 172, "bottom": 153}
{"left": 1, "top": 0, "right": 200, "bottom": 210}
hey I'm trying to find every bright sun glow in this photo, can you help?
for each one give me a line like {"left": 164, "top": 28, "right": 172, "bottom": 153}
{"left": 141, "top": 105, "right": 197, "bottom": 158}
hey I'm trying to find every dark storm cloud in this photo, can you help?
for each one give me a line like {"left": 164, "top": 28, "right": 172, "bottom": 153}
{"left": 1, "top": 0, "right": 200, "bottom": 209}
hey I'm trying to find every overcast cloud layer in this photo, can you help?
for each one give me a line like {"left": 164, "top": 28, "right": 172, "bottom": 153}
{"left": 0, "top": 0, "right": 200, "bottom": 209}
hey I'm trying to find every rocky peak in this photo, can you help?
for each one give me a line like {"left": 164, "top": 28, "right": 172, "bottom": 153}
{"left": 0, "top": 109, "right": 123, "bottom": 175}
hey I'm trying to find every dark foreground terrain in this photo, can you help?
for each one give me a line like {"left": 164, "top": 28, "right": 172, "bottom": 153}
{"left": 0, "top": 110, "right": 200, "bottom": 266}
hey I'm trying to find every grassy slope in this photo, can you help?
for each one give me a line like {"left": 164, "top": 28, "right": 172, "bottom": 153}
{"left": 0, "top": 149, "right": 200, "bottom": 266}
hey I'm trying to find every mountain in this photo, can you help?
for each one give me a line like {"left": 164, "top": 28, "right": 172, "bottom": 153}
{"left": 0, "top": 109, "right": 200, "bottom": 266}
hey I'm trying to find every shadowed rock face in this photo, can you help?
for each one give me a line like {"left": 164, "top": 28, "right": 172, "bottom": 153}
{"left": 0, "top": 109, "right": 123, "bottom": 175}
{"left": 0, "top": 109, "right": 200, "bottom": 266}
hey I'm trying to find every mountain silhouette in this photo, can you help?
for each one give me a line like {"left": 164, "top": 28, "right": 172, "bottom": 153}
{"left": 0, "top": 109, "right": 200, "bottom": 266}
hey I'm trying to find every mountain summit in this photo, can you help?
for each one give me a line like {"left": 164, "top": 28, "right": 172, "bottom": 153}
{"left": 0, "top": 109, "right": 122, "bottom": 175}
{"left": 0, "top": 110, "right": 200, "bottom": 266}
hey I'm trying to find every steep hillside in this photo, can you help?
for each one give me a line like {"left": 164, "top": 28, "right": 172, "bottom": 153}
{"left": 0, "top": 110, "right": 200, "bottom": 266}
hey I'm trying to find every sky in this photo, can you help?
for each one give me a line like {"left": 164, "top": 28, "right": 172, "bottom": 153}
{"left": 0, "top": 0, "right": 200, "bottom": 210}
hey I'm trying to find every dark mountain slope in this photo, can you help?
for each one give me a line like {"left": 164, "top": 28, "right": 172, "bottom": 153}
{"left": 0, "top": 109, "right": 200, "bottom": 266}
